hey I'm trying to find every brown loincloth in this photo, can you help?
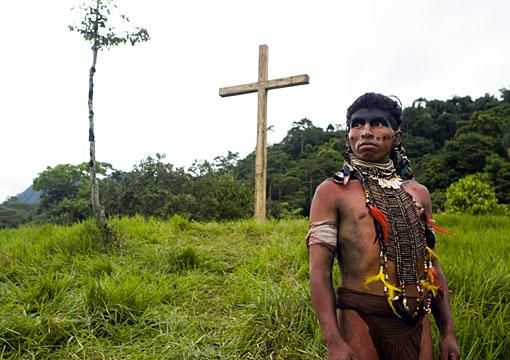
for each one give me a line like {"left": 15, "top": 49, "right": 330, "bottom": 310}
{"left": 336, "top": 287, "right": 424, "bottom": 360}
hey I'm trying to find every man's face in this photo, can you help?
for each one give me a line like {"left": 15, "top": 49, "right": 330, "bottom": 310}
{"left": 346, "top": 108, "right": 400, "bottom": 163}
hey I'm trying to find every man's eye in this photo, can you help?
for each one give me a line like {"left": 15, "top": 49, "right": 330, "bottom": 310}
{"left": 351, "top": 120, "right": 365, "bottom": 128}
{"left": 372, "top": 120, "right": 388, "bottom": 127}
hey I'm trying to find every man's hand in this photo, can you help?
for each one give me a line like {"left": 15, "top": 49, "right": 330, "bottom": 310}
{"left": 327, "top": 341, "right": 358, "bottom": 360}
{"left": 440, "top": 335, "right": 460, "bottom": 360}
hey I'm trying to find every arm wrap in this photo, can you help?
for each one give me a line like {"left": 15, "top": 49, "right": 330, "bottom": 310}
{"left": 306, "top": 221, "right": 338, "bottom": 254}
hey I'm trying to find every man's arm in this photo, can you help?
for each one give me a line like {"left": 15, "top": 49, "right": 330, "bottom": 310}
{"left": 430, "top": 261, "right": 460, "bottom": 360}
{"left": 310, "top": 246, "right": 355, "bottom": 359}
{"left": 418, "top": 184, "right": 460, "bottom": 360}
{"left": 308, "top": 181, "right": 357, "bottom": 360}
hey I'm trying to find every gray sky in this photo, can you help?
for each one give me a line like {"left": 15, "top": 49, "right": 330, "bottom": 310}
{"left": 1, "top": 0, "right": 509, "bottom": 201}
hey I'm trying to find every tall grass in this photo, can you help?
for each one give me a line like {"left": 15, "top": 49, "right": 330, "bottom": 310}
{"left": 0, "top": 214, "right": 508, "bottom": 359}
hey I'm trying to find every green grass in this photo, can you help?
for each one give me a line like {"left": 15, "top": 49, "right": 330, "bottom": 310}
{"left": 0, "top": 214, "right": 508, "bottom": 359}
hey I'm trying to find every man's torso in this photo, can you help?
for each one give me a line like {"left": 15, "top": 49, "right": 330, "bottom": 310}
{"left": 330, "top": 178, "right": 429, "bottom": 297}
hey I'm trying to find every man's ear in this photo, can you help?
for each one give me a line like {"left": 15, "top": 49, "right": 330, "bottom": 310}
{"left": 345, "top": 133, "right": 351, "bottom": 149}
{"left": 393, "top": 130, "right": 402, "bottom": 146}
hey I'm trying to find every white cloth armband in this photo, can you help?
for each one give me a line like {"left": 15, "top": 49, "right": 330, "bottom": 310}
{"left": 306, "top": 221, "right": 338, "bottom": 253}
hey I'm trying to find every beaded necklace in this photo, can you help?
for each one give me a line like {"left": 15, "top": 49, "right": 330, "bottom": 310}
{"left": 337, "top": 155, "right": 441, "bottom": 323}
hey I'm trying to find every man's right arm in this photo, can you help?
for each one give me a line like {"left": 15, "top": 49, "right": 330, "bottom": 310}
{"left": 310, "top": 246, "right": 355, "bottom": 359}
{"left": 308, "top": 181, "right": 357, "bottom": 360}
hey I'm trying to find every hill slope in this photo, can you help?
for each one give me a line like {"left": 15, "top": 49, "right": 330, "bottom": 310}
{"left": 0, "top": 216, "right": 508, "bottom": 359}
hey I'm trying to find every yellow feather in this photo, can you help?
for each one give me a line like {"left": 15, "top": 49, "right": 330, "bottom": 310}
{"left": 364, "top": 268, "right": 384, "bottom": 290}
{"left": 420, "top": 279, "right": 438, "bottom": 297}
{"left": 426, "top": 246, "right": 438, "bottom": 259}
{"left": 386, "top": 296, "right": 400, "bottom": 318}
{"left": 382, "top": 278, "right": 401, "bottom": 293}
{"left": 384, "top": 279, "right": 402, "bottom": 317}
{"left": 364, "top": 268, "right": 402, "bottom": 317}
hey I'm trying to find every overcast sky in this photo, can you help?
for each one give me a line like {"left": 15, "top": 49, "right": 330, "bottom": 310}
{"left": 1, "top": 0, "right": 509, "bottom": 201}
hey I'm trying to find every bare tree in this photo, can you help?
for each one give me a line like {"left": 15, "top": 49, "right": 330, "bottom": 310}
{"left": 69, "top": 0, "right": 149, "bottom": 242}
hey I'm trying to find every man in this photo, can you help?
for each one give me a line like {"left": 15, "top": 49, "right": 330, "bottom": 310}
{"left": 307, "top": 93, "right": 460, "bottom": 360}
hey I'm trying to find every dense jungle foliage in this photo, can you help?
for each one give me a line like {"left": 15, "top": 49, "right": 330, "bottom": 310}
{"left": 1, "top": 89, "right": 509, "bottom": 227}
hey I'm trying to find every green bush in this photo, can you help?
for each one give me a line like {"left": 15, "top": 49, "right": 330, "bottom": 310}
{"left": 445, "top": 173, "right": 500, "bottom": 214}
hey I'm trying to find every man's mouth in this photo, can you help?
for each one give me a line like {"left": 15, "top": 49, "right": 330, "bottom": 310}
{"left": 358, "top": 142, "right": 377, "bottom": 149}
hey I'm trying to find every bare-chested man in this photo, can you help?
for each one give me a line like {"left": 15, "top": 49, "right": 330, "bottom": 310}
{"left": 307, "top": 93, "right": 460, "bottom": 360}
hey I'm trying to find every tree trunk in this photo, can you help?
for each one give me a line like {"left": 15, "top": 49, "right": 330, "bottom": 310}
{"left": 88, "top": 45, "right": 112, "bottom": 244}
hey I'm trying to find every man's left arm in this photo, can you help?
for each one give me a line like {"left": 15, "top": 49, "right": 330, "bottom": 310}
{"left": 430, "top": 260, "right": 460, "bottom": 360}
{"left": 419, "top": 184, "right": 460, "bottom": 360}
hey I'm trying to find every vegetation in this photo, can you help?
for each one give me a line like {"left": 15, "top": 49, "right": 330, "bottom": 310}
{"left": 0, "top": 215, "right": 508, "bottom": 359}
{"left": 1, "top": 89, "right": 509, "bottom": 228}
{"left": 445, "top": 173, "right": 507, "bottom": 215}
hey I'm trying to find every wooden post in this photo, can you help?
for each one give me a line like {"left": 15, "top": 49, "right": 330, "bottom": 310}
{"left": 220, "top": 45, "right": 309, "bottom": 220}
{"left": 255, "top": 45, "right": 268, "bottom": 220}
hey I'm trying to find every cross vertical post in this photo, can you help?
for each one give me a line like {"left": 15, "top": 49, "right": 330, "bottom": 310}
{"left": 220, "top": 44, "right": 309, "bottom": 220}
{"left": 255, "top": 45, "right": 268, "bottom": 220}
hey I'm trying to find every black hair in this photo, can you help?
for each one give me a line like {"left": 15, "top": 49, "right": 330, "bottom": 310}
{"left": 346, "top": 92, "right": 402, "bottom": 130}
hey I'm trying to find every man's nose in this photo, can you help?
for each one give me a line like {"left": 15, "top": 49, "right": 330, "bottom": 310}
{"left": 360, "top": 123, "right": 373, "bottom": 137}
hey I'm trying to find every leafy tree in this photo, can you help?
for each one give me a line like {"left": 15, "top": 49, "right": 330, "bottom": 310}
{"left": 442, "top": 132, "right": 500, "bottom": 174}
{"left": 32, "top": 163, "right": 92, "bottom": 223}
{"left": 415, "top": 153, "right": 458, "bottom": 192}
{"left": 0, "top": 198, "right": 36, "bottom": 229}
{"left": 402, "top": 104, "right": 461, "bottom": 148}
{"left": 457, "top": 110, "right": 510, "bottom": 145}
{"left": 189, "top": 167, "right": 252, "bottom": 221}
{"left": 500, "top": 87, "right": 510, "bottom": 103}
{"left": 212, "top": 151, "right": 240, "bottom": 174}
{"left": 445, "top": 95, "right": 474, "bottom": 119}
{"left": 33, "top": 164, "right": 85, "bottom": 209}
{"left": 281, "top": 118, "right": 334, "bottom": 159}
{"left": 484, "top": 154, "right": 510, "bottom": 203}
{"left": 445, "top": 173, "right": 499, "bottom": 214}
{"left": 500, "top": 122, "right": 510, "bottom": 160}
{"left": 102, "top": 154, "right": 189, "bottom": 218}
{"left": 69, "top": 0, "right": 149, "bottom": 241}
{"left": 401, "top": 134, "right": 435, "bottom": 162}
{"left": 473, "top": 93, "right": 500, "bottom": 112}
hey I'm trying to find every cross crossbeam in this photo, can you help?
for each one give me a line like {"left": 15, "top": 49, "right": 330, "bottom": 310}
{"left": 219, "top": 74, "right": 309, "bottom": 97}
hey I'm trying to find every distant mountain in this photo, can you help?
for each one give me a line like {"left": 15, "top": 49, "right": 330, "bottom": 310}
{"left": 15, "top": 186, "right": 41, "bottom": 204}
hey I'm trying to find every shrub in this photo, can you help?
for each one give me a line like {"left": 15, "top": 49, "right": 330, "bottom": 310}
{"left": 445, "top": 173, "right": 500, "bottom": 214}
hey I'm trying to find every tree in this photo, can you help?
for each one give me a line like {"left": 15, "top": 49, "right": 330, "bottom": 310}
{"left": 281, "top": 118, "right": 334, "bottom": 159}
{"left": 500, "top": 87, "right": 510, "bottom": 103}
{"left": 484, "top": 154, "right": 510, "bottom": 204}
{"left": 69, "top": 0, "right": 149, "bottom": 242}
{"left": 0, "top": 198, "right": 36, "bottom": 229}
{"left": 32, "top": 163, "right": 91, "bottom": 224}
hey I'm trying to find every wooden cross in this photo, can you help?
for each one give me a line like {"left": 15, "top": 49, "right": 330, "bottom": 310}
{"left": 219, "top": 44, "right": 309, "bottom": 220}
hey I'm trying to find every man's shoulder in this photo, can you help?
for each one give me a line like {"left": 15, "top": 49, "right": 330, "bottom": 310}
{"left": 402, "top": 179, "right": 432, "bottom": 211}
{"left": 316, "top": 177, "right": 348, "bottom": 192}
{"left": 310, "top": 178, "right": 364, "bottom": 220}
{"left": 314, "top": 177, "right": 363, "bottom": 200}
{"left": 402, "top": 179, "right": 430, "bottom": 196}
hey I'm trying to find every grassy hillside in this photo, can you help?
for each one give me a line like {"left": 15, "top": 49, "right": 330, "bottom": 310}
{"left": 0, "top": 215, "right": 508, "bottom": 359}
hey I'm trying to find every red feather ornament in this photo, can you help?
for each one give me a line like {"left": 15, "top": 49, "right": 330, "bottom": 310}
{"left": 429, "top": 266, "right": 445, "bottom": 298}
{"left": 368, "top": 204, "right": 389, "bottom": 244}
{"left": 427, "top": 218, "right": 456, "bottom": 235}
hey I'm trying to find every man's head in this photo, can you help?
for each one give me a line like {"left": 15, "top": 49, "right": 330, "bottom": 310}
{"left": 345, "top": 93, "right": 403, "bottom": 163}
{"left": 346, "top": 93, "right": 402, "bottom": 131}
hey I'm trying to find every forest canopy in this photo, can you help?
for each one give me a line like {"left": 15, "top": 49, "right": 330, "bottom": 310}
{"left": 1, "top": 89, "right": 509, "bottom": 228}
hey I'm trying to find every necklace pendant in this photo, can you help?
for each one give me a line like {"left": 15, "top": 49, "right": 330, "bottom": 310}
{"left": 378, "top": 177, "right": 402, "bottom": 189}
{"left": 390, "top": 177, "right": 402, "bottom": 189}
